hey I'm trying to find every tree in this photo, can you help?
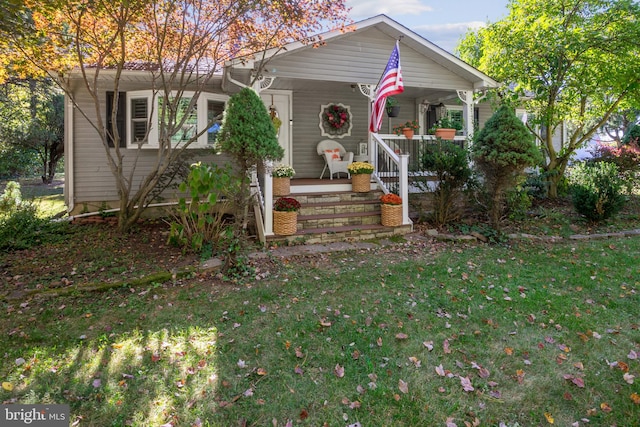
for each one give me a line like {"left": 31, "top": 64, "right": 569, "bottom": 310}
{"left": 472, "top": 105, "right": 542, "bottom": 228}
{"left": 9, "top": 0, "right": 349, "bottom": 231}
{"left": 458, "top": 0, "right": 640, "bottom": 198}
{"left": 0, "top": 78, "right": 64, "bottom": 182}
{"left": 217, "top": 87, "right": 283, "bottom": 228}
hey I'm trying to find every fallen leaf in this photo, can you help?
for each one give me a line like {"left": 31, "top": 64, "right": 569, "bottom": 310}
{"left": 445, "top": 416, "right": 457, "bottom": 427}
{"left": 443, "top": 339, "right": 451, "bottom": 354}
{"left": 408, "top": 356, "right": 421, "bottom": 368}
{"left": 299, "top": 409, "right": 308, "bottom": 420}
{"left": 623, "top": 373, "right": 635, "bottom": 384}
{"left": 92, "top": 379, "right": 101, "bottom": 388}
{"left": 516, "top": 369, "right": 525, "bottom": 384}
{"left": 628, "top": 350, "right": 638, "bottom": 360}
{"left": 571, "top": 377, "right": 585, "bottom": 388}
{"left": 2, "top": 382, "right": 13, "bottom": 391}
{"left": 349, "top": 401, "right": 361, "bottom": 409}
{"left": 435, "top": 364, "right": 445, "bottom": 377}
{"left": 294, "top": 365, "right": 303, "bottom": 376}
{"left": 257, "top": 368, "right": 267, "bottom": 376}
{"left": 243, "top": 388, "right": 253, "bottom": 397}
{"left": 423, "top": 341, "right": 434, "bottom": 351}
{"left": 544, "top": 412, "right": 554, "bottom": 424}
{"left": 295, "top": 347, "right": 304, "bottom": 358}
{"left": 573, "top": 362, "right": 584, "bottom": 371}
{"left": 396, "top": 333, "right": 409, "bottom": 340}
{"left": 617, "top": 361, "right": 629, "bottom": 372}
{"left": 151, "top": 353, "right": 161, "bottom": 362}
{"left": 631, "top": 393, "right": 640, "bottom": 404}
{"left": 237, "top": 359, "right": 246, "bottom": 368}
{"left": 398, "top": 379, "right": 409, "bottom": 394}
{"left": 600, "top": 402, "right": 612, "bottom": 413}
{"left": 334, "top": 364, "right": 345, "bottom": 378}
{"left": 504, "top": 347, "right": 514, "bottom": 356}
{"left": 460, "top": 376, "right": 474, "bottom": 392}
{"left": 377, "top": 337, "right": 383, "bottom": 347}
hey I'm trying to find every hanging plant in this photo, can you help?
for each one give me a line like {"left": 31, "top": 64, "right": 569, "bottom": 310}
{"left": 319, "top": 103, "right": 352, "bottom": 138}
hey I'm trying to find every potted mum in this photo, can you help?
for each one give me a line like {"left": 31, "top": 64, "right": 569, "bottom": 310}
{"left": 392, "top": 120, "right": 420, "bottom": 139}
{"left": 272, "top": 164, "right": 295, "bottom": 196}
{"left": 347, "top": 161, "right": 374, "bottom": 192}
{"left": 379, "top": 193, "right": 403, "bottom": 226}
{"left": 273, "top": 197, "right": 301, "bottom": 235}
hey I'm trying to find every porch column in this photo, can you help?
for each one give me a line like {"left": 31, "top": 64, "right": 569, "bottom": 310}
{"left": 399, "top": 154, "right": 410, "bottom": 225}
{"left": 264, "top": 165, "right": 274, "bottom": 236}
{"left": 457, "top": 90, "right": 474, "bottom": 144}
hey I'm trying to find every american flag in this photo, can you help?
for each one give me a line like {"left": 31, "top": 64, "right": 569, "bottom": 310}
{"left": 369, "top": 42, "right": 404, "bottom": 132}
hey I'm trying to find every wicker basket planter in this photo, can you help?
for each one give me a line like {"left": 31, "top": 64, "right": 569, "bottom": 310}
{"left": 273, "top": 211, "right": 298, "bottom": 235}
{"left": 272, "top": 177, "right": 291, "bottom": 196}
{"left": 351, "top": 173, "right": 371, "bottom": 193}
{"left": 381, "top": 204, "right": 402, "bottom": 226}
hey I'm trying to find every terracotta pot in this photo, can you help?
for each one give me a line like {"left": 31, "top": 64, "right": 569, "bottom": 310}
{"left": 272, "top": 177, "right": 290, "bottom": 196}
{"left": 435, "top": 128, "right": 456, "bottom": 140}
{"left": 273, "top": 210, "right": 297, "bottom": 235}
{"left": 402, "top": 128, "right": 415, "bottom": 139}
{"left": 351, "top": 173, "right": 371, "bottom": 192}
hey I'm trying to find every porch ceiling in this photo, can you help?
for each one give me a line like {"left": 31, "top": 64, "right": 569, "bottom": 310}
{"left": 261, "top": 77, "right": 460, "bottom": 103}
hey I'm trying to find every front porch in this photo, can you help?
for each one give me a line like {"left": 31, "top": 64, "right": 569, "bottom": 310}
{"left": 254, "top": 133, "right": 467, "bottom": 244}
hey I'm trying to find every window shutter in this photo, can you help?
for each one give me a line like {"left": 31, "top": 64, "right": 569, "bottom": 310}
{"left": 106, "top": 91, "right": 126, "bottom": 147}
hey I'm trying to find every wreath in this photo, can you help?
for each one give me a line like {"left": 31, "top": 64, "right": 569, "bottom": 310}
{"left": 322, "top": 104, "right": 350, "bottom": 131}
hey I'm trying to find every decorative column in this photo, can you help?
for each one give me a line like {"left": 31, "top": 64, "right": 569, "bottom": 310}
{"left": 457, "top": 90, "right": 475, "bottom": 144}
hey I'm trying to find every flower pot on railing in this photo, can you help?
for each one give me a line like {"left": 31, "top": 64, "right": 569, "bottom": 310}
{"left": 435, "top": 128, "right": 456, "bottom": 140}
{"left": 402, "top": 128, "right": 414, "bottom": 139}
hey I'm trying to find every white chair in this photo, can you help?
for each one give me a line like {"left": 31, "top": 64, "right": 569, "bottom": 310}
{"left": 316, "top": 140, "right": 354, "bottom": 179}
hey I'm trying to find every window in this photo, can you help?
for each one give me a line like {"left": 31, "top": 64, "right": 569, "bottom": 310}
{"left": 445, "top": 106, "right": 464, "bottom": 134}
{"left": 106, "top": 91, "right": 126, "bottom": 147}
{"left": 117, "top": 90, "right": 227, "bottom": 149}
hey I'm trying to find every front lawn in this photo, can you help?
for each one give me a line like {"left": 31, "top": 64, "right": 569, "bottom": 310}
{"left": 1, "top": 227, "right": 638, "bottom": 426}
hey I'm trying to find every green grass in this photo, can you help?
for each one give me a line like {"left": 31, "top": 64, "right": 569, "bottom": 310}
{"left": 1, "top": 237, "right": 639, "bottom": 426}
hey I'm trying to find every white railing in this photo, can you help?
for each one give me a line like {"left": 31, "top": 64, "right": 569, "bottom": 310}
{"left": 370, "top": 133, "right": 411, "bottom": 226}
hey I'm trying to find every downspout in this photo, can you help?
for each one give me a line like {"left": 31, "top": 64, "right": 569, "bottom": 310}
{"left": 65, "top": 94, "right": 75, "bottom": 213}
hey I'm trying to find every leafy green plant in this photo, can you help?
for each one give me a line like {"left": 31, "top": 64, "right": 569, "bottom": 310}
{"left": 621, "top": 123, "right": 640, "bottom": 145}
{"left": 569, "top": 161, "right": 626, "bottom": 223}
{"left": 421, "top": 140, "right": 472, "bottom": 225}
{"left": 472, "top": 105, "right": 542, "bottom": 228}
{"left": 0, "top": 181, "right": 22, "bottom": 217}
{"left": 588, "top": 140, "right": 640, "bottom": 194}
{"left": 0, "top": 203, "right": 69, "bottom": 251}
{"left": 168, "top": 162, "right": 235, "bottom": 253}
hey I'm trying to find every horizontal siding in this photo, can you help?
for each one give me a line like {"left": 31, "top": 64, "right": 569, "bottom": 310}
{"left": 290, "top": 90, "right": 419, "bottom": 178}
{"left": 268, "top": 28, "right": 472, "bottom": 90}
{"left": 71, "top": 79, "right": 227, "bottom": 208}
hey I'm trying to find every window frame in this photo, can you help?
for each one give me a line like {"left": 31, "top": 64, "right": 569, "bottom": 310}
{"left": 124, "top": 90, "right": 228, "bottom": 149}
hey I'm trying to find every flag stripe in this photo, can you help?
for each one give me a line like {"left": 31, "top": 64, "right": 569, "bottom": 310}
{"left": 369, "top": 42, "right": 404, "bottom": 133}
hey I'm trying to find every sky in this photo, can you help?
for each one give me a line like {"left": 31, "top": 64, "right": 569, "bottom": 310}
{"left": 346, "top": 0, "right": 510, "bottom": 53}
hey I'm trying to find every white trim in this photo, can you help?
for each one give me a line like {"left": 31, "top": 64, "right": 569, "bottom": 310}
{"left": 126, "top": 90, "right": 228, "bottom": 149}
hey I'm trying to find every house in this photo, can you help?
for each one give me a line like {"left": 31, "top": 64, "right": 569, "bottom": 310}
{"left": 63, "top": 14, "right": 500, "bottom": 240}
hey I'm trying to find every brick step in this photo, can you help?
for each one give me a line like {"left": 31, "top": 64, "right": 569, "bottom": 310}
{"left": 298, "top": 200, "right": 380, "bottom": 216}
{"left": 290, "top": 190, "right": 383, "bottom": 205}
{"left": 297, "top": 210, "right": 381, "bottom": 229}
{"left": 266, "top": 223, "right": 413, "bottom": 245}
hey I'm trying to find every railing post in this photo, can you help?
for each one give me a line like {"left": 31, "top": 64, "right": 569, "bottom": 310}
{"left": 264, "top": 162, "right": 274, "bottom": 236}
{"left": 399, "top": 154, "right": 410, "bottom": 225}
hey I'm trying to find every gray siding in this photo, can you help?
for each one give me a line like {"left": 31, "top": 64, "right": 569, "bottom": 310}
{"left": 290, "top": 89, "right": 418, "bottom": 178}
{"left": 267, "top": 28, "right": 472, "bottom": 90}
{"left": 70, "top": 78, "right": 226, "bottom": 212}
